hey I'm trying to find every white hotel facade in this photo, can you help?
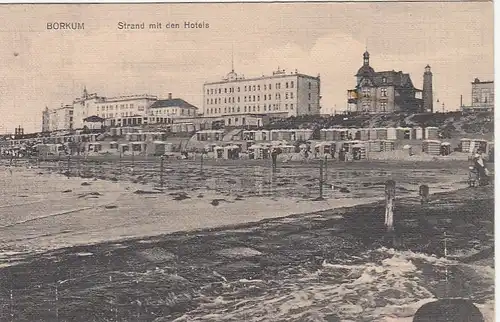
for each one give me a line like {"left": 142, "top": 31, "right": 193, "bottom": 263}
{"left": 202, "top": 68, "right": 321, "bottom": 126}
{"left": 72, "top": 88, "right": 158, "bottom": 129}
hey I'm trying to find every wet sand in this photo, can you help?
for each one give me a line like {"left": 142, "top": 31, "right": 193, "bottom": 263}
{"left": 0, "top": 162, "right": 494, "bottom": 321}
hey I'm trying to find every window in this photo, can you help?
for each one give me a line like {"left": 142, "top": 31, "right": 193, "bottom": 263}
{"left": 264, "top": 95, "right": 266, "bottom": 101}
{"left": 237, "top": 106, "right": 240, "bottom": 112}
{"left": 308, "top": 93, "right": 311, "bottom": 100}
{"left": 253, "top": 95, "right": 256, "bottom": 102}
{"left": 237, "top": 87, "right": 240, "bottom": 92}
{"left": 264, "top": 104, "right": 267, "bottom": 111}
{"left": 244, "top": 96, "right": 247, "bottom": 102}
{"left": 290, "top": 92, "right": 294, "bottom": 99}
{"left": 224, "top": 98, "right": 227, "bottom": 103}
{"left": 286, "top": 82, "right": 289, "bottom": 88}
{"left": 290, "top": 104, "right": 293, "bottom": 109}
{"left": 381, "top": 88, "right": 388, "bottom": 97}
{"left": 258, "top": 85, "right": 260, "bottom": 90}
{"left": 244, "top": 86, "right": 247, "bottom": 91}
{"left": 380, "top": 102, "right": 387, "bottom": 112}
{"left": 225, "top": 88, "right": 227, "bottom": 93}
{"left": 308, "top": 82, "right": 311, "bottom": 89}
{"left": 382, "top": 77, "right": 387, "bottom": 83}
{"left": 253, "top": 85, "right": 256, "bottom": 91}
{"left": 285, "top": 104, "right": 288, "bottom": 110}
{"left": 291, "top": 81, "right": 294, "bottom": 88}
{"left": 268, "top": 94, "right": 271, "bottom": 100}
{"left": 264, "top": 85, "right": 267, "bottom": 90}
{"left": 218, "top": 89, "right": 221, "bottom": 94}
{"left": 207, "top": 89, "right": 210, "bottom": 94}
{"left": 253, "top": 106, "right": 256, "bottom": 112}
{"left": 207, "top": 99, "right": 209, "bottom": 104}
{"left": 244, "top": 106, "right": 247, "bottom": 112}
{"left": 237, "top": 97, "right": 240, "bottom": 102}
{"left": 308, "top": 104, "right": 311, "bottom": 112}
{"left": 362, "top": 88, "right": 370, "bottom": 98}
{"left": 285, "top": 93, "right": 288, "bottom": 99}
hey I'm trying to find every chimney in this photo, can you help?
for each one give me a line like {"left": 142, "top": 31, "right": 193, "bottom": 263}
{"left": 460, "top": 95, "right": 463, "bottom": 107}
{"left": 168, "top": 93, "right": 172, "bottom": 100}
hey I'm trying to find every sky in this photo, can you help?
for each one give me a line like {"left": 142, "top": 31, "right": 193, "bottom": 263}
{"left": 0, "top": 2, "right": 493, "bottom": 134}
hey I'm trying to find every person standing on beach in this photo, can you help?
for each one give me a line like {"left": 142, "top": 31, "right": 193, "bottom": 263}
{"left": 271, "top": 148, "right": 278, "bottom": 171}
{"left": 473, "top": 149, "right": 489, "bottom": 185}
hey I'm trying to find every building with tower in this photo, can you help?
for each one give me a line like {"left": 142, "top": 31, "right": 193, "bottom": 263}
{"left": 347, "top": 51, "right": 424, "bottom": 114}
{"left": 423, "top": 65, "right": 434, "bottom": 113}
{"left": 203, "top": 66, "right": 321, "bottom": 126}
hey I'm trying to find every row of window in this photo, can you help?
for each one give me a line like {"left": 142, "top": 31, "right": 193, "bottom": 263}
{"left": 361, "top": 102, "right": 388, "bottom": 112}
{"left": 152, "top": 108, "right": 193, "bottom": 116}
{"left": 206, "top": 81, "right": 300, "bottom": 95}
{"left": 205, "top": 103, "right": 297, "bottom": 115}
{"left": 206, "top": 92, "right": 302, "bottom": 105}
{"left": 361, "top": 87, "right": 388, "bottom": 98}
{"left": 96, "top": 103, "right": 136, "bottom": 111}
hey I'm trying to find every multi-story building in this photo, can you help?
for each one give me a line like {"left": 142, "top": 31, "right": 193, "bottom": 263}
{"left": 148, "top": 93, "right": 198, "bottom": 122}
{"left": 42, "top": 104, "right": 74, "bottom": 132}
{"left": 347, "top": 51, "right": 424, "bottom": 114}
{"left": 203, "top": 68, "right": 321, "bottom": 125}
{"left": 72, "top": 87, "right": 158, "bottom": 128}
{"left": 470, "top": 78, "right": 494, "bottom": 111}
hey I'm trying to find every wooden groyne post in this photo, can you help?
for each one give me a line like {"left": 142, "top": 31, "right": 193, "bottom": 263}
{"left": 160, "top": 156, "right": 165, "bottom": 188}
{"left": 419, "top": 184, "right": 429, "bottom": 205}
{"left": 324, "top": 155, "right": 328, "bottom": 183}
{"left": 385, "top": 180, "right": 396, "bottom": 232}
{"left": 319, "top": 158, "right": 324, "bottom": 199}
{"left": 67, "top": 155, "right": 71, "bottom": 174}
{"left": 200, "top": 152, "right": 204, "bottom": 174}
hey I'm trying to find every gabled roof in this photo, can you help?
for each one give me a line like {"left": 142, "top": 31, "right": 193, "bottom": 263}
{"left": 358, "top": 70, "right": 416, "bottom": 89}
{"left": 150, "top": 98, "right": 198, "bottom": 109}
{"left": 83, "top": 115, "right": 105, "bottom": 122}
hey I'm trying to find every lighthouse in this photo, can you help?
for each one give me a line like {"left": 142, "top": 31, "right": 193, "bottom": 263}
{"left": 423, "top": 65, "right": 434, "bottom": 113}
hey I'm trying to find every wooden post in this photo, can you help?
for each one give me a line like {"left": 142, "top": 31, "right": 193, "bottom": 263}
{"left": 160, "top": 156, "right": 164, "bottom": 188}
{"left": 200, "top": 152, "right": 204, "bottom": 174}
{"left": 131, "top": 150, "right": 135, "bottom": 175}
{"left": 419, "top": 184, "right": 429, "bottom": 205}
{"left": 385, "top": 180, "right": 396, "bottom": 232}
{"left": 319, "top": 158, "right": 324, "bottom": 199}
{"left": 324, "top": 155, "right": 328, "bottom": 183}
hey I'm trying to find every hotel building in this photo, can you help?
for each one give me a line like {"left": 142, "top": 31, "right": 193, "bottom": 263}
{"left": 72, "top": 88, "right": 158, "bottom": 129}
{"left": 42, "top": 104, "right": 74, "bottom": 132}
{"left": 203, "top": 68, "right": 321, "bottom": 126}
{"left": 347, "top": 51, "right": 424, "bottom": 114}
{"left": 470, "top": 78, "right": 494, "bottom": 111}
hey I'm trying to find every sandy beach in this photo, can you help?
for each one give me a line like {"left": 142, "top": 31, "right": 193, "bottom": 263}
{"left": 0, "top": 160, "right": 494, "bottom": 321}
